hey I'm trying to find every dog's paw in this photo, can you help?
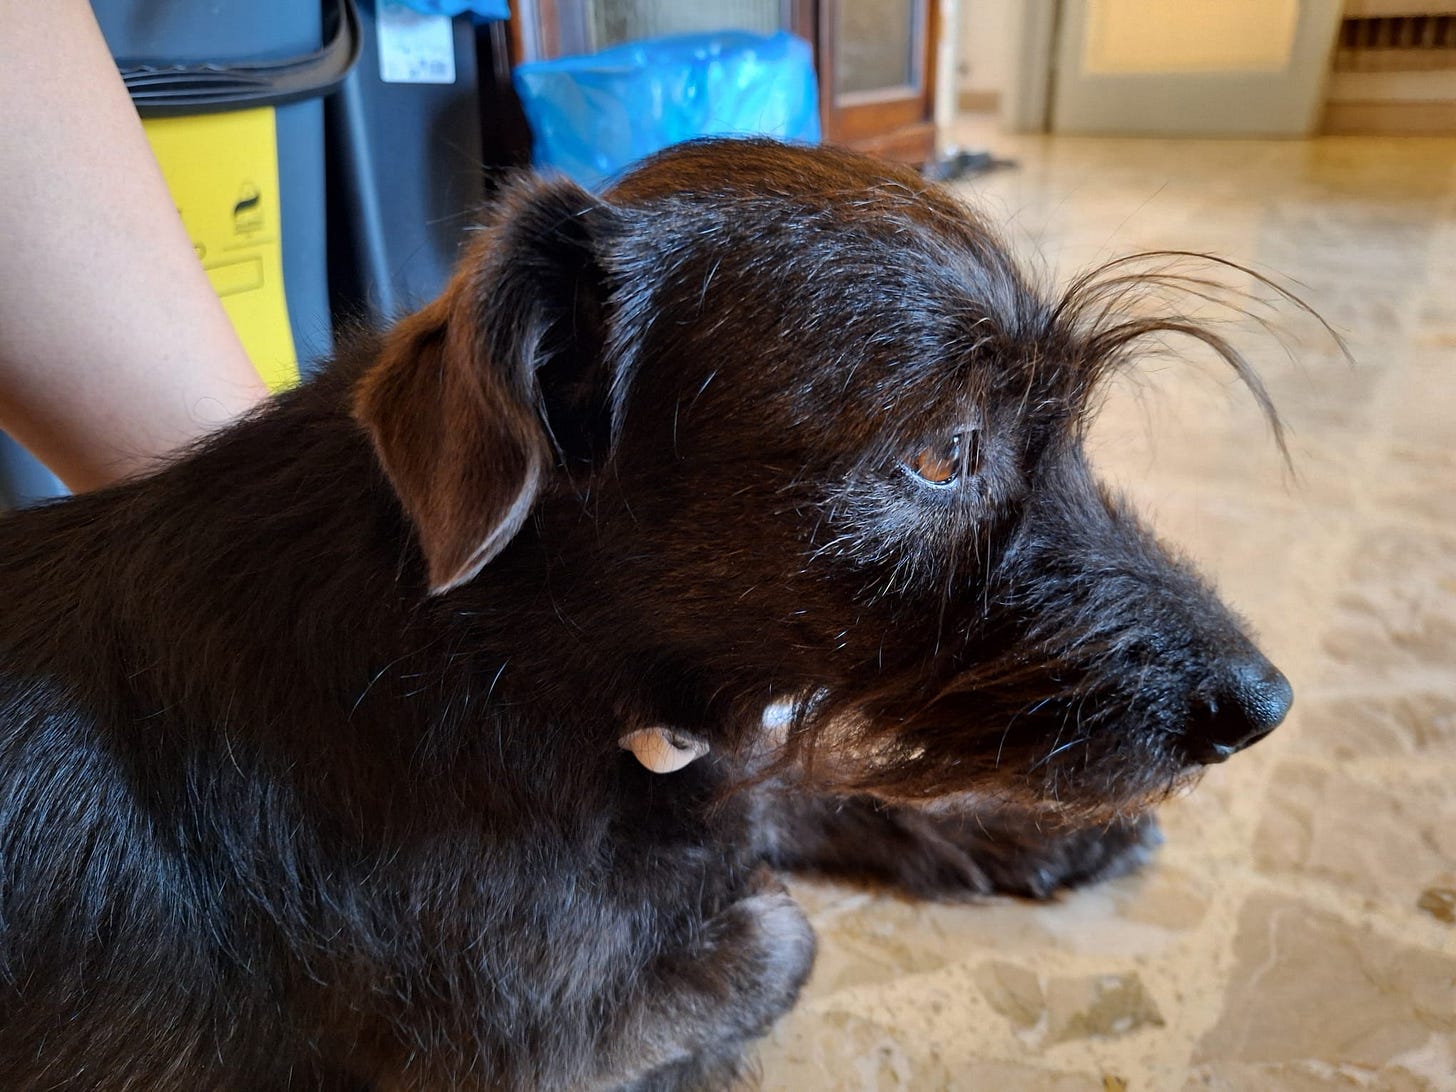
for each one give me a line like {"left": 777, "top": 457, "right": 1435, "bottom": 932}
{"left": 759, "top": 792, "right": 1159, "bottom": 902}
{"left": 610, "top": 1043, "right": 756, "bottom": 1092}
{"left": 738, "top": 879, "right": 817, "bottom": 1004}
{"left": 714, "top": 874, "right": 816, "bottom": 1034}
{"left": 935, "top": 811, "right": 1163, "bottom": 900}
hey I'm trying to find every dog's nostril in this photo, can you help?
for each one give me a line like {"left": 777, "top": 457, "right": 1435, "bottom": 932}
{"left": 1186, "top": 659, "right": 1293, "bottom": 765}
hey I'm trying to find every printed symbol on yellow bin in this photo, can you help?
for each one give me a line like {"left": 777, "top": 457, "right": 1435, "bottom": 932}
{"left": 233, "top": 183, "right": 264, "bottom": 235}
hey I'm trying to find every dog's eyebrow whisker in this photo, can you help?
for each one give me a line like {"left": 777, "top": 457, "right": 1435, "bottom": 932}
{"left": 1049, "top": 248, "right": 1349, "bottom": 467}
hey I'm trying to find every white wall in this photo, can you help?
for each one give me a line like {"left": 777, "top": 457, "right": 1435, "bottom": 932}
{"left": 957, "top": 0, "right": 1016, "bottom": 97}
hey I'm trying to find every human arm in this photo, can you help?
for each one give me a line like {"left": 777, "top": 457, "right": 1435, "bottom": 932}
{"left": 0, "top": 0, "right": 269, "bottom": 492}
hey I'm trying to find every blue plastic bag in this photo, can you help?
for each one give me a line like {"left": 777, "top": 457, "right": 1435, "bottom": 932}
{"left": 393, "top": 0, "right": 508, "bottom": 17}
{"left": 513, "top": 31, "right": 820, "bottom": 189}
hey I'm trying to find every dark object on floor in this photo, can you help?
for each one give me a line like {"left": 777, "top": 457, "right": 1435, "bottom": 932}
{"left": 922, "top": 145, "right": 1018, "bottom": 182}
{"left": 0, "top": 138, "right": 1298, "bottom": 1090}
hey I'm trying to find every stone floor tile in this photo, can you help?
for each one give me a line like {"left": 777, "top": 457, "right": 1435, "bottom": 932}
{"left": 1193, "top": 893, "right": 1456, "bottom": 1070}
{"left": 1285, "top": 691, "right": 1456, "bottom": 761}
{"left": 1253, "top": 761, "right": 1456, "bottom": 916}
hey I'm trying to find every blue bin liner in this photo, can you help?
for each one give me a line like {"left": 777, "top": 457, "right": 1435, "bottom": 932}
{"left": 514, "top": 30, "right": 820, "bottom": 189}
{"left": 394, "top": 0, "right": 507, "bottom": 17}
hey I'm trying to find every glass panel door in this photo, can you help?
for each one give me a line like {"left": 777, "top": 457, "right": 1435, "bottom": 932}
{"left": 834, "top": 0, "right": 919, "bottom": 97}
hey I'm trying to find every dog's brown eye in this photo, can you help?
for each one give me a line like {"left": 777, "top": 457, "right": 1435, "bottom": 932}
{"left": 908, "top": 436, "right": 962, "bottom": 485}
{"left": 905, "top": 429, "right": 982, "bottom": 488}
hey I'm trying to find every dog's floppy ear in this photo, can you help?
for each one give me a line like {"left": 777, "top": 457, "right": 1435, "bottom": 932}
{"left": 353, "top": 177, "right": 615, "bottom": 595}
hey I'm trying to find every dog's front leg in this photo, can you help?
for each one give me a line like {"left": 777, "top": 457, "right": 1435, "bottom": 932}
{"left": 587, "top": 871, "right": 815, "bottom": 1092}
{"left": 759, "top": 789, "right": 1160, "bottom": 900}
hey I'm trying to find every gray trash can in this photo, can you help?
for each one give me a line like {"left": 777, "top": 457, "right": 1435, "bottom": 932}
{"left": 327, "top": 0, "right": 487, "bottom": 324}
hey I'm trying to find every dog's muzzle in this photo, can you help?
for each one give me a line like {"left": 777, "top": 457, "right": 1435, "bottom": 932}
{"left": 1184, "top": 654, "right": 1293, "bottom": 765}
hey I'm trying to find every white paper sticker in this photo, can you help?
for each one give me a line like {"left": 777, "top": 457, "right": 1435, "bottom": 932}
{"left": 377, "top": 2, "right": 457, "bottom": 85}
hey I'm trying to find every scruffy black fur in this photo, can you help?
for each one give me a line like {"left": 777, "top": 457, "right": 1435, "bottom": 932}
{"left": 0, "top": 139, "right": 1301, "bottom": 1089}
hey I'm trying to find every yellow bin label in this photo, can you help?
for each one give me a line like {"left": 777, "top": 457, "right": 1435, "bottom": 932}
{"left": 142, "top": 107, "right": 300, "bottom": 392}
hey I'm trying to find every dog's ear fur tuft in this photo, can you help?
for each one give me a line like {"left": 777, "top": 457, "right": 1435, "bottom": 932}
{"left": 353, "top": 177, "right": 615, "bottom": 595}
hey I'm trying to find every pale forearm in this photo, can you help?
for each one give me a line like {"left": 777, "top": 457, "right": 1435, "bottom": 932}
{"left": 0, "top": 0, "right": 268, "bottom": 491}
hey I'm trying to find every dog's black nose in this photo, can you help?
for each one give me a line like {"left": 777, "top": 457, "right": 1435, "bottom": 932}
{"left": 1186, "top": 658, "right": 1293, "bottom": 765}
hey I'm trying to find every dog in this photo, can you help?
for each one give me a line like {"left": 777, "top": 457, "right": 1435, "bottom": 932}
{"left": 0, "top": 138, "right": 1299, "bottom": 1090}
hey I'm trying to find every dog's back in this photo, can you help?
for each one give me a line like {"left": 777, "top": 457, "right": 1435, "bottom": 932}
{"left": 0, "top": 366, "right": 393, "bottom": 1087}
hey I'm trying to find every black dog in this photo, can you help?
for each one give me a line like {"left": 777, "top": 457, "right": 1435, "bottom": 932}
{"left": 0, "top": 139, "right": 1297, "bottom": 1090}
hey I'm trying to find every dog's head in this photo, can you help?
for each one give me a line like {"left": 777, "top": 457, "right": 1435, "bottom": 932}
{"left": 355, "top": 139, "right": 1299, "bottom": 821}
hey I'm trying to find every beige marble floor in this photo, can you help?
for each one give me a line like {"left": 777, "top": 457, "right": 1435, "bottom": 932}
{"left": 751, "top": 128, "right": 1456, "bottom": 1090}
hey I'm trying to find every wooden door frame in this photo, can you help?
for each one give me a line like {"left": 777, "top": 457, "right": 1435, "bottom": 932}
{"left": 809, "top": 0, "right": 939, "bottom": 161}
